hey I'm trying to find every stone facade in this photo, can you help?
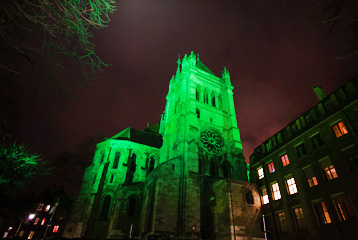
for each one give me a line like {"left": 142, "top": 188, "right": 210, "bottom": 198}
{"left": 250, "top": 77, "right": 358, "bottom": 239}
{"left": 64, "top": 52, "right": 264, "bottom": 239}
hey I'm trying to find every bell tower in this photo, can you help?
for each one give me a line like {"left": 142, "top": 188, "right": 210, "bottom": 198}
{"left": 159, "top": 51, "right": 246, "bottom": 181}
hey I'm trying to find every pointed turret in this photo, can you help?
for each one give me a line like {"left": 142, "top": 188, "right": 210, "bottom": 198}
{"left": 222, "top": 67, "right": 231, "bottom": 85}
{"left": 175, "top": 55, "right": 181, "bottom": 80}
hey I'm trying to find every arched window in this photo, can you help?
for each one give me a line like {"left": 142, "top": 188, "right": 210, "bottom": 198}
{"left": 130, "top": 154, "right": 137, "bottom": 172}
{"left": 196, "top": 87, "right": 200, "bottom": 101}
{"left": 210, "top": 161, "right": 217, "bottom": 177}
{"left": 218, "top": 95, "right": 222, "bottom": 109}
{"left": 203, "top": 90, "right": 208, "bottom": 104}
{"left": 127, "top": 196, "right": 138, "bottom": 217}
{"left": 246, "top": 190, "right": 254, "bottom": 204}
{"left": 148, "top": 157, "right": 155, "bottom": 174}
{"left": 112, "top": 152, "right": 120, "bottom": 169}
{"left": 99, "top": 195, "right": 111, "bottom": 220}
{"left": 196, "top": 109, "right": 200, "bottom": 118}
{"left": 211, "top": 94, "right": 216, "bottom": 107}
{"left": 125, "top": 153, "right": 137, "bottom": 183}
{"left": 223, "top": 161, "right": 231, "bottom": 178}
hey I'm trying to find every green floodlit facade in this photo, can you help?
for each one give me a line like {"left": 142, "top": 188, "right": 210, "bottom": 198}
{"left": 64, "top": 52, "right": 264, "bottom": 239}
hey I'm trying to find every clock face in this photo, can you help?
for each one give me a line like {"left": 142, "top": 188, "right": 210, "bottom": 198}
{"left": 200, "top": 129, "right": 223, "bottom": 155}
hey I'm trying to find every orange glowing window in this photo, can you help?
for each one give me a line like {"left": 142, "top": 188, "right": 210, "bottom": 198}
{"left": 313, "top": 201, "right": 331, "bottom": 224}
{"left": 268, "top": 162, "right": 275, "bottom": 173}
{"left": 281, "top": 154, "right": 290, "bottom": 166}
{"left": 277, "top": 211, "right": 288, "bottom": 232}
{"left": 308, "top": 177, "right": 318, "bottom": 187}
{"left": 34, "top": 218, "right": 39, "bottom": 225}
{"left": 53, "top": 225, "right": 59, "bottom": 233}
{"left": 293, "top": 207, "right": 307, "bottom": 229}
{"left": 41, "top": 218, "right": 46, "bottom": 225}
{"left": 28, "top": 231, "right": 35, "bottom": 239}
{"left": 36, "top": 203, "right": 44, "bottom": 211}
{"left": 333, "top": 194, "right": 356, "bottom": 221}
{"left": 332, "top": 121, "right": 348, "bottom": 138}
{"left": 303, "top": 166, "right": 318, "bottom": 187}
{"left": 324, "top": 166, "right": 338, "bottom": 180}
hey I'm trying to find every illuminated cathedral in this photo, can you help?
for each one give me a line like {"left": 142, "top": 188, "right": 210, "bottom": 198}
{"left": 64, "top": 52, "right": 264, "bottom": 239}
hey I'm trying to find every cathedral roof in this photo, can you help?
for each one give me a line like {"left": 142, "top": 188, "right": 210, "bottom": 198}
{"left": 110, "top": 127, "right": 162, "bottom": 148}
{"left": 196, "top": 59, "right": 215, "bottom": 76}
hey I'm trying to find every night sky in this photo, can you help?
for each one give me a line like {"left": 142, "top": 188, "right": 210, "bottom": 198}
{"left": 11, "top": 0, "right": 358, "bottom": 192}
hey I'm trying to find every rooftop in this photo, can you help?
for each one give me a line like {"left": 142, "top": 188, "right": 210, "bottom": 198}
{"left": 109, "top": 125, "right": 162, "bottom": 148}
{"left": 250, "top": 76, "right": 358, "bottom": 164}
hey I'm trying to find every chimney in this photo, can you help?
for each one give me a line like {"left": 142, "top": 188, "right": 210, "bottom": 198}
{"left": 313, "top": 85, "right": 327, "bottom": 101}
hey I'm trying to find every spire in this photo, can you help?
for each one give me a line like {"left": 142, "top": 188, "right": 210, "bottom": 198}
{"left": 176, "top": 54, "right": 181, "bottom": 79}
{"left": 222, "top": 67, "right": 231, "bottom": 84}
{"left": 159, "top": 112, "right": 165, "bottom": 136}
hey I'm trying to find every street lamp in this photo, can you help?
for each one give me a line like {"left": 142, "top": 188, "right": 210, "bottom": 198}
{"left": 28, "top": 214, "right": 35, "bottom": 220}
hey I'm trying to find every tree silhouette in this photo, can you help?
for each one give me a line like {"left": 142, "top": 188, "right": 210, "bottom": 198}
{"left": 0, "top": 0, "right": 116, "bottom": 85}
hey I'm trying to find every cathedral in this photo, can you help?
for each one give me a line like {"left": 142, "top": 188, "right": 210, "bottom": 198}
{"left": 64, "top": 52, "right": 264, "bottom": 239}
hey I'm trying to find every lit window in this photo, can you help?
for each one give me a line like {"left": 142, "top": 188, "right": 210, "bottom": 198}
{"left": 36, "top": 203, "right": 44, "bottom": 211}
{"left": 308, "top": 177, "right": 318, "bottom": 187}
{"left": 53, "top": 225, "right": 59, "bottom": 233}
{"left": 286, "top": 177, "right": 298, "bottom": 195}
{"left": 346, "top": 152, "right": 358, "bottom": 171}
{"left": 28, "top": 231, "right": 35, "bottom": 239}
{"left": 293, "top": 207, "right": 307, "bottom": 229}
{"left": 313, "top": 201, "right": 331, "bottom": 224}
{"left": 296, "top": 143, "right": 307, "bottom": 158}
{"left": 271, "top": 183, "right": 281, "bottom": 200}
{"left": 257, "top": 167, "right": 264, "bottom": 179}
{"left": 277, "top": 211, "right": 288, "bottom": 232}
{"left": 19, "top": 231, "right": 24, "bottom": 237}
{"left": 311, "top": 133, "right": 324, "bottom": 149}
{"left": 41, "top": 218, "right": 46, "bottom": 225}
{"left": 45, "top": 205, "right": 51, "bottom": 212}
{"left": 332, "top": 121, "right": 348, "bottom": 138}
{"left": 333, "top": 194, "right": 356, "bottom": 221}
{"left": 281, "top": 154, "right": 290, "bottom": 166}
{"left": 261, "top": 188, "right": 269, "bottom": 205}
{"left": 303, "top": 166, "right": 318, "bottom": 187}
{"left": 34, "top": 218, "right": 39, "bottom": 225}
{"left": 320, "top": 157, "right": 338, "bottom": 180}
{"left": 324, "top": 166, "right": 338, "bottom": 180}
{"left": 268, "top": 162, "right": 275, "bottom": 173}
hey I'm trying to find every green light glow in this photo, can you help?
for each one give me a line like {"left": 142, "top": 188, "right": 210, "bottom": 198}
{"left": 0, "top": 142, "right": 45, "bottom": 193}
